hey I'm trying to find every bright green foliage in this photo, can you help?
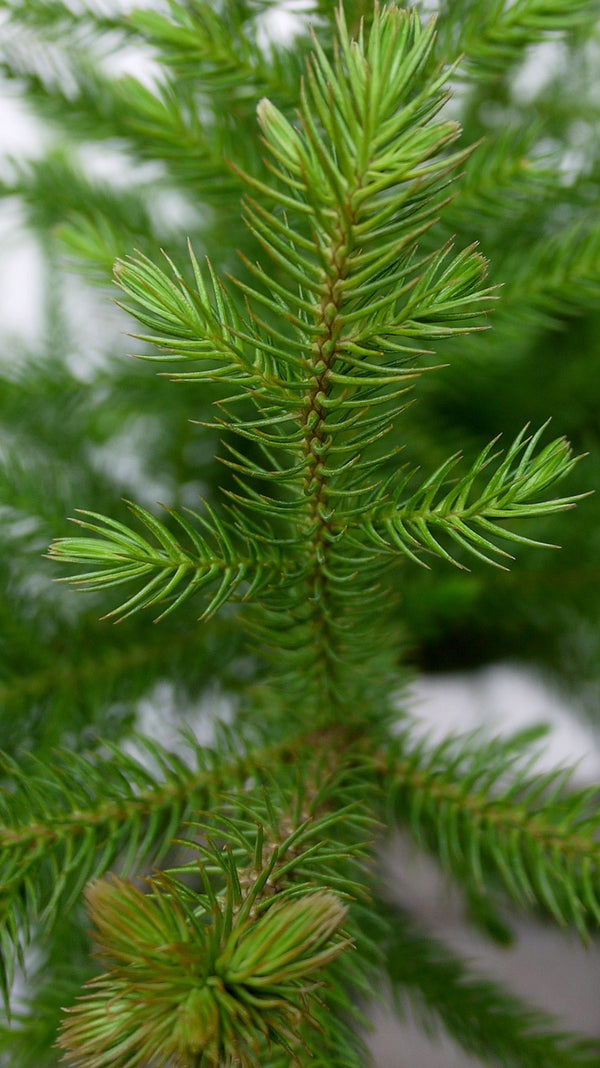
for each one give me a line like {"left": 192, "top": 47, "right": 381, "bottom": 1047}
{"left": 1, "top": 1, "right": 600, "bottom": 1066}
{"left": 362, "top": 423, "right": 582, "bottom": 569}
{"left": 50, "top": 501, "right": 282, "bottom": 622}
{"left": 47, "top": 7, "right": 579, "bottom": 718}
{"left": 59, "top": 855, "right": 350, "bottom": 1065}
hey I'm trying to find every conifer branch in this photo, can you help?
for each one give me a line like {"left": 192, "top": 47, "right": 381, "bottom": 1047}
{"left": 443, "top": 0, "right": 598, "bottom": 76}
{"left": 2, "top": 2, "right": 598, "bottom": 1063}
{"left": 0, "top": 630, "right": 193, "bottom": 719}
{"left": 384, "top": 729, "right": 600, "bottom": 933}
{"left": 53, "top": 763, "right": 375, "bottom": 1068}
{"left": 0, "top": 733, "right": 345, "bottom": 1004}
{"left": 229, "top": 5, "right": 495, "bottom": 708}
{"left": 0, "top": 0, "right": 133, "bottom": 37}
{"left": 129, "top": 0, "right": 302, "bottom": 105}
{"left": 83, "top": 5, "right": 498, "bottom": 713}
{"left": 0, "top": 150, "right": 186, "bottom": 275}
{"left": 114, "top": 248, "right": 297, "bottom": 398}
{"left": 500, "top": 220, "right": 600, "bottom": 323}
{"left": 0, "top": 20, "right": 245, "bottom": 196}
{"left": 53, "top": 4, "right": 586, "bottom": 716}
{"left": 59, "top": 877, "right": 349, "bottom": 1067}
{"left": 48, "top": 501, "right": 284, "bottom": 621}
{"left": 444, "top": 126, "right": 554, "bottom": 225}
{"left": 361, "top": 424, "right": 583, "bottom": 569}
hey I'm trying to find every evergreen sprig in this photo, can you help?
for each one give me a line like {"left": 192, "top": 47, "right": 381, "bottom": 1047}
{"left": 386, "top": 726, "right": 600, "bottom": 933}
{"left": 50, "top": 5, "right": 578, "bottom": 710}
{"left": 0, "top": 730, "right": 301, "bottom": 1000}
{"left": 362, "top": 423, "right": 583, "bottom": 569}
{"left": 58, "top": 870, "right": 350, "bottom": 1066}
{"left": 49, "top": 501, "right": 283, "bottom": 621}
{"left": 55, "top": 761, "right": 377, "bottom": 1067}
{"left": 0, "top": 2, "right": 599, "bottom": 1066}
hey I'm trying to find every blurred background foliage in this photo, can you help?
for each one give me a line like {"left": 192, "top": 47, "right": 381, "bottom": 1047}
{"left": 0, "top": 0, "right": 599, "bottom": 777}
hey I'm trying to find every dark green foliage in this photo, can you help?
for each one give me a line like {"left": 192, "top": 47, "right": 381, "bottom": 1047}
{"left": 1, "top": 1, "right": 600, "bottom": 1065}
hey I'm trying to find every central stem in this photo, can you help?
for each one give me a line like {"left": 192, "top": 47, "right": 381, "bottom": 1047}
{"left": 299, "top": 208, "right": 354, "bottom": 711}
